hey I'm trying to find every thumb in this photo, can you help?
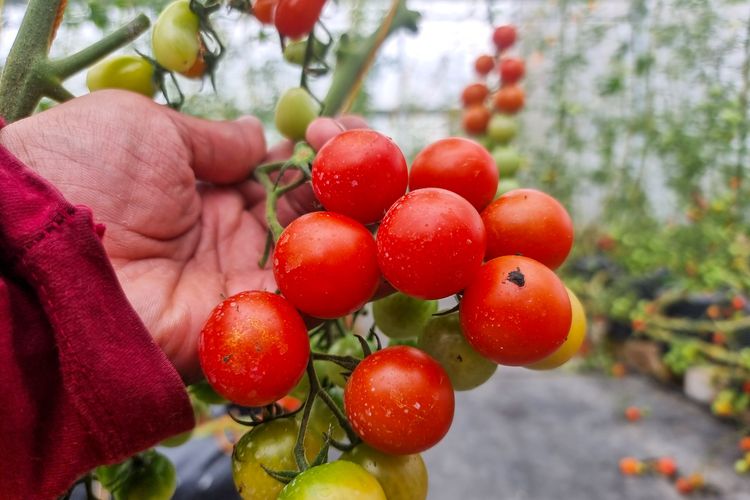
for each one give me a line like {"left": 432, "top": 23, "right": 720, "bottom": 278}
{"left": 169, "top": 111, "right": 267, "bottom": 184}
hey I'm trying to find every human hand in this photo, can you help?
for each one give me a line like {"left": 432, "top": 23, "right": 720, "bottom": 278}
{"left": 0, "top": 90, "right": 358, "bottom": 381}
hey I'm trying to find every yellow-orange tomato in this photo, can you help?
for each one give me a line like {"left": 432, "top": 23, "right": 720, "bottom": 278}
{"left": 462, "top": 105, "right": 491, "bottom": 135}
{"left": 526, "top": 287, "right": 586, "bottom": 370}
{"left": 474, "top": 54, "right": 495, "bottom": 76}
{"left": 493, "top": 85, "right": 525, "bottom": 114}
{"left": 461, "top": 83, "right": 490, "bottom": 107}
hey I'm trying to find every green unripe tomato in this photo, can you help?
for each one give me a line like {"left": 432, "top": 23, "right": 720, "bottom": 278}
{"left": 494, "top": 178, "right": 521, "bottom": 199}
{"left": 283, "top": 38, "right": 328, "bottom": 66}
{"left": 99, "top": 451, "right": 176, "bottom": 500}
{"left": 188, "top": 379, "right": 229, "bottom": 405}
{"left": 492, "top": 146, "right": 522, "bottom": 177}
{"left": 341, "top": 444, "right": 428, "bottom": 500}
{"left": 487, "top": 114, "right": 518, "bottom": 144}
{"left": 735, "top": 459, "right": 749, "bottom": 474}
{"left": 152, "top": 0, "right": 201, "bottom": 73}
{"left": 275, "top": 87, "right": 320, "bottom": 141}
{"left": 233, "top": 419, "right": 324, "bottom": 499}
{"left": 278, "top": 461, "right": 386, "bottom": 499}
{"left": 418, "top": 313, "right": 497, "bottom": 390}
{"left": 387, "top": 337, "right": 419, "bottom": 348}
{"left": 372, "top": 293, "right": 438, "bottom": 340}
{"left": 305, "top": 387, "right": 346, "bottom": 442}
{"left": 86, "top": 55, "right": 156, "bottom": 97}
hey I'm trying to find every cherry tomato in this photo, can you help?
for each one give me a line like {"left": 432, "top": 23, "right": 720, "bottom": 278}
{"left": 252, "top": 0, "right": 278, "bottom": 24}
{"left": 275, "top": 0, "right": 327, "bottom": 40}
{"left": 233, "top": 419, "right": 325, "bottom": 499}
{"left": 152, "top": 0, "right": 201, "bottom": 73}
{"left": 461, "top": 82, "right": 489, "bottom": 107}
{"left": 418, "top": 313, "right": 497, "bottom": 390}
{"left": 372, "top": 292, "right": 438, "bottom": 340}
{"left": 487, "top": 114, "right": 518, "bottom": 144}
{"left": 409, "top": 137, "right": 498, "bottom": 211}
{"left": 274, "top": 212, "right": 380, "bottom": 318}
{"left": 198, "top": 291, "right": 309, "bottom": 407}
{"left": 98, "top": 451, "right": 176, "bottom": 500}
{"left": 493, "top": 25, "right": 517, "bottom": 51}
{"left": 275, "top": 87, "right": 320, "bottom": 141}
{"left": 344, "top": 346, "right": 455, "bottom": 455}
{"left": 462, "top": 105, "right": 491, "bottom": 135}
{"left": 491, "top": 145, "right": 522, "bottom": 177}
{"left": 493, "top": 85, "right": 525, "bottom": 114}
{"left": 312, "top": 129, "right": 408, "bottom": 224}
{"left": 526, "top": 287, "right": 587, "bottom": 370}
{"left": 341, "top": 444, "right": 428, "bottom": 500}
{"left": 283, "top": 38, "right": 328, "bottom": 65}
{"left": 86, "top": 55, "right": 156, "bottom": 97}
{"left": 481, "top": 188, "right": 574, "bottom": 269}
{"left": 500, "top": 57, "right": 525, "bottom": 84}
{"left": 180, "top": 46, "right": 207, "bottom": 79}
{"left": 460, "top": 255, "right": 572, "bottom": 365}
{"left": 474, "top": 54, "right": 495, "bottom": 76}
{"left": 376, "top": 188, "right": 486, "bottom": 300}
{"left": 278, "top": 461, "right": 386, "bottom": 499}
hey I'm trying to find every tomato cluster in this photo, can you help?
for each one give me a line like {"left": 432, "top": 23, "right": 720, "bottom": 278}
{"left": 462, "top": 24, "right": 527, "bottom": 196}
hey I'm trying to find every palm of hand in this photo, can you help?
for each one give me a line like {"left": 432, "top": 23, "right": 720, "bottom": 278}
{"left": 1, "top": 91, "right": 275, "bottom": 381}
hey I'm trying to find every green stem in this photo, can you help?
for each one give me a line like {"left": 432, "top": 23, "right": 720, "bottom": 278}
{"left": 320, "top": 0, "right": 419, "bottom": 116}
{"left": 47, "top": 14, "right": 151, "bottom": 80}
{"left": 255, "top": 162, "right": 308, "bottom": 241}
{"left": 293, "top": 360, "right": 318, "bottom": 472}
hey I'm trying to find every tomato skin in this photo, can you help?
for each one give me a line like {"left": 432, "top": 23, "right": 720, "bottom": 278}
{"left": 462, "top": 105, "right": 491, "bottom": 135}
{"left": 481, "top": 188, "right": 574, "bottom": 269}
{"left": 372, "top": 292, "right": 438, "bottom": 340}
{"left": 491, "top": 145, "right": 522, "bottom": 177}
{"left": 252, "top": 0, "right": 277, "bottom": 24}
{"left": 493, "top": 85, "right": 525, "bottom": 114}
{"left": 376, "top": 188, "right": 486, "bottom": 300}
{"left": 499, "top": 57, "right": 525, "bottom": 84}
{"left": 461, "top": 82, "right": 489, "bottom": 107}
{"left": 493, "top": 25, "right": 517, "bottom": 51}
{"left": 275, "top": 0, "right": 327, "bottom": 40}
{"left": 344, "top": 346, "right": 455, "bottom": 455}
{"left": 418, "top": 313, "right": 497, "bottom": 391}
{"left": 275, "top": 87, "right": 320, "bottom": 141}
{"left": 233, "top": 419, "right": 324, "bottom": 500}
{"left": 312, "top": 130, "right": 408, "bottom": 225}
{"left": 474, "top": 54, "right": 496, "bottom": 76}
{"left": 274, "top": 212, "right": 380, "bottom": 318}
{"left": 152, "top": 0, "right": 201, "bottom": 73}
{"left": 460, "top": 255, "right": 572, "bottom": 366}
{"left": 526, "top": 287, "right": 587, "bottom": 369}
{"left": 198, "top": 291, "right": 309, "bottom": 407}
{"left": 341, "top": 444, "right": 428, "bottom": 500}
{"left": 278, "top": 461, "right": 386, "bottom": 499}
{"left": 487, "top": 114, "right": 518, "bottom": 144}
{"left": 87, "top": 55, "right": 156, "bottom": 97}
{"left": 409, "top": 137, "right": 499, "bottom": 211}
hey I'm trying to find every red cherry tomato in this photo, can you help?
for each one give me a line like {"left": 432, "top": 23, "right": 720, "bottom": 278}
{"left": 312, "top": 130, "right": 408, "bottom": 225}
{"left": 409, "top": 137, "right": 498, "bottom": 212}
{"left": 344, "top": 346, "right": 455, "bottom": 455}
{"left": 273, "top": 212, "right": 380, "bottom": 319}
{"left": 493, "top": 85, "right": 525, "bottom": 114}
{"left": 500, "top": 57, "right": 525, "bottom": 84}
{"left": 474, "top": 54, "right": 495, "bottom": 76}
{"left": 481, "top": 188, "right": 574, "bottom": 269}
{"left": 376, "top": 188, "right": 486, "bottom": 300}
{"left": 460, "top": 255, "right": 572, "bottom": 366}
{"left": 493, "top": 25, "right": 517, "bottom": 51}
{"left": 462, "top": 105, "right": 491, "bottom": 135}
{"left": 461, "top": 83, "right": 490, "bottom": 108}
{"left": 199, "top": 291, "right": 310, "bottom": 406}
{"left": 252, "top": 0, "right": 278, "bottom": 24}
{"left": 275, "top": 0, "right": 326, "bottom": 39}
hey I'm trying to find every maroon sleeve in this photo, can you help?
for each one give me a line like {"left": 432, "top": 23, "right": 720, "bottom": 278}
{"left": 0, "top": 142, "right": 194, "bottom": 499}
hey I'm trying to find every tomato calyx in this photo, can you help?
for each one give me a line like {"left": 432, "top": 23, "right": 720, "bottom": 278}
{"left": 506, "top": 267, "right": 526, "bottom": 287}
{"left": 228, "top": 401, "right": 297, "bottom": 427}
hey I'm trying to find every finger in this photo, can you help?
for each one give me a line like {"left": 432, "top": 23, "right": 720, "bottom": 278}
{"left": 338, "top": 114, "right": 369, "bottom": 130}
{"left": 305, "top": 117, "right": 345, "bottom": 151}
{"left": 170, "top": 112, "right": 267, "bottom": 184}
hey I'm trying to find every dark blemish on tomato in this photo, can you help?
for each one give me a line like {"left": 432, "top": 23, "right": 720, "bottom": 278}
{"left": 507, "top": 267, "right": 525, "bottom": 287}
{"left": 456, "top": 354, "right": 464, "bottom": 363}
{"left": 223, "top": 354, "right": 233, "bottom": 363}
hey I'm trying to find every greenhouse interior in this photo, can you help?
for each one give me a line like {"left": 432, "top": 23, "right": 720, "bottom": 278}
{"left": 2, "top": 0, "right": 750, "bottom": 499}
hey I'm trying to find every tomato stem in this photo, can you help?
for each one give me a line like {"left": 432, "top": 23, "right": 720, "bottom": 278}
{"left": 293, "top": 359, "right": 318, "bottom": 472}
